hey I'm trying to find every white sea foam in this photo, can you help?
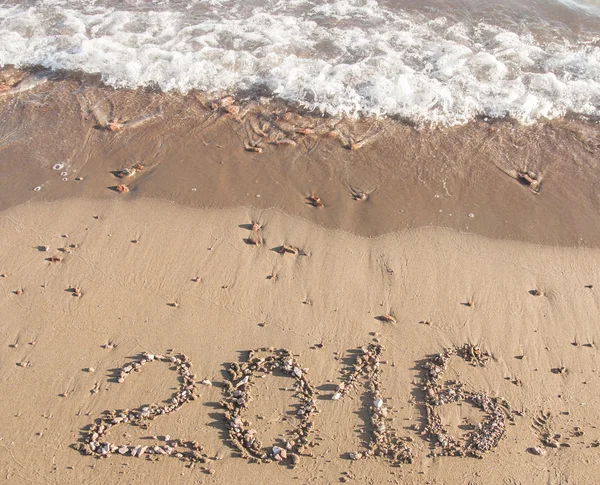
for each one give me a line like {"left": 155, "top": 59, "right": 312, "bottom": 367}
{"left": 0, "top": 0, "right": 598, "bottom": 125}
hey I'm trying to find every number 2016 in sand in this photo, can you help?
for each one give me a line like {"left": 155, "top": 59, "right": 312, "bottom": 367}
{"left": 76, "top": 342, "right": 512, "bottom": 467}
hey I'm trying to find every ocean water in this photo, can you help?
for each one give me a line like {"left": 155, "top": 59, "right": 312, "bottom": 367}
{"left": 0, "top": 0, "right": 599, "bottom": 124}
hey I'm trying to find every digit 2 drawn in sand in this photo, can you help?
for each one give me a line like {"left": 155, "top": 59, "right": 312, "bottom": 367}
{"left": 222, "top": 348, "right": 319, "bottom": 465}
{"left": 422, "top": 344, "right": 513, "bottom": 458}
{"left": 76, "top": 352, "right": 210, "bottom": 463}
{"left": 331, "top": 343, "right": 413, "bottom": 464}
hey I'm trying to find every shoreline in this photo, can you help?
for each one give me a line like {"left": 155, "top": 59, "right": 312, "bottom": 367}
{"left": 0, "top": 72, "right": 599, "bottom": 249}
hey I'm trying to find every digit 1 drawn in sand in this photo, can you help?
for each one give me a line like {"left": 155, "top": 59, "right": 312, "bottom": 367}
{"left": 222, "top": 348, "right": 319, "bottom": 465}
{"left": 422, "top": 344, "right": 513, "bottom": 458}
{"left": 331, "top": 343, "right": 413, "bottom": 464}
{"left": 75, "top": 352, "right": 210, "bottom": 463}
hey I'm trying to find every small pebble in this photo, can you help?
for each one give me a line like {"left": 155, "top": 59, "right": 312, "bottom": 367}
{"left": 528, "top": 447, "right": 546, "bottom": 456}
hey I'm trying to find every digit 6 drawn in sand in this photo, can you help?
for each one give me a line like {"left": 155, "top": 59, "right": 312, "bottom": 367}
{"left": 221, "top": 348, "right": 319, "bottom": 465}
{"left": 330, "top": 343, "right": 413, "bottom": 464}
{"left": 421, "top": 344, "right": 513, "bottom": 458}
{"left": 76, "top": 352, "right": 209, "bottom": 463}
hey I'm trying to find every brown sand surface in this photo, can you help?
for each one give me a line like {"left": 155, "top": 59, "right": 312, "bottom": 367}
{"left": 1, "top": 72, "right": 600, "bottom": 247}
{"left": 2, "top": 198, "right": 600, "bottom": 484}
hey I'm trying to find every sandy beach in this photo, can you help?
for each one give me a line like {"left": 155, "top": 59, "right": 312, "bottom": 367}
{"left": 0, "top": 2, "right": 599, "bottom": 476}
{"left": 2, "top": 195, "right": 600, "bottom": 484}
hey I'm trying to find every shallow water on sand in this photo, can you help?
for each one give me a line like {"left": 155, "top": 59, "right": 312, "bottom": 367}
{"left": 0, "top": 72, "right": 599, "bottom": 247}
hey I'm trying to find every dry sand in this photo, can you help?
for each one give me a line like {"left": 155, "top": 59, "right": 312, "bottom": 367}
{"left": 2, "top": 198, "right": 600, "bottom": 484}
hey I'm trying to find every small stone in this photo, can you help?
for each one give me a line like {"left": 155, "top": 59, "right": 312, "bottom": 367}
{"left": 236, "top": 376, "right": 249, "bottom": 388}
{"left": 279, "top": 244, "right": 298, "bottom": 255}
{"left": 308, "top": 195, "right": 324, "bottom": 207}
{"left": 201, "top": 379, "right": 212, "bottom": 386}
{"left": 118, "top": 168, "right": 136, "bottom": 178}
{"left": 247, "top": 232, "right": 263, "bottom": 246}
{"left": 528, "top": 447, "right": 546, "bottom": 456}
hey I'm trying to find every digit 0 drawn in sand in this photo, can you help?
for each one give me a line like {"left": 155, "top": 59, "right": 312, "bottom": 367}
{"left": 422, "top": 344, "right": 514, "bottom": 458}
{"left": 76, "top": 352, "right": 210, "bottom": 463}
{"left": 331, "top": 343, "right": 413, "bottom": 464}
{"left": 222, "top": 348, "right": 319, "bottom": 465}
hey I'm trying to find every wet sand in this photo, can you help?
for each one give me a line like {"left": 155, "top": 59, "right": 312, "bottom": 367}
{"left": 0, "top": 70, "right": 599, "bottom": 247}
{"left": 2, "top": 70, "right": 600, "bottom": 484}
